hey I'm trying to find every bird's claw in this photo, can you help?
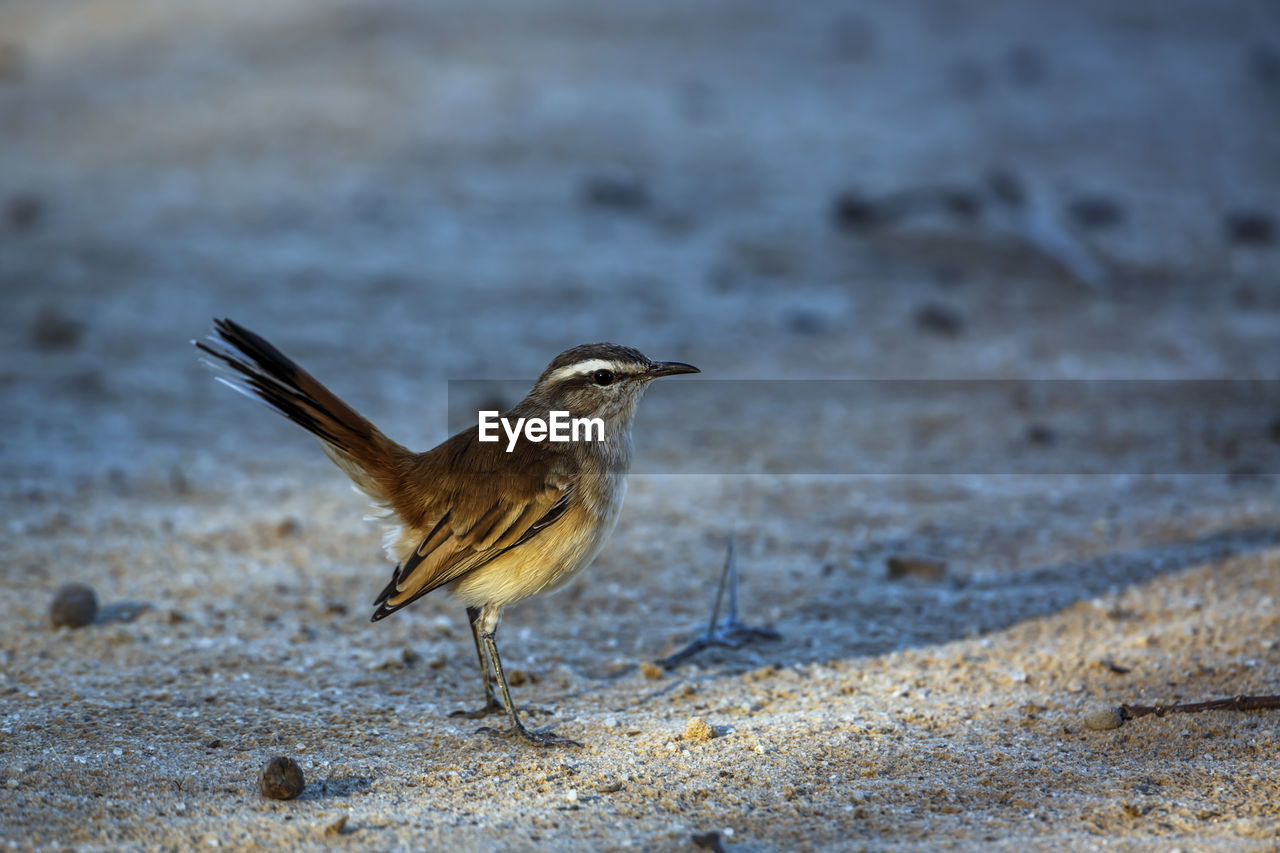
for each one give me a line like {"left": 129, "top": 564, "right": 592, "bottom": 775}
{"left": 476, "top": 724, "right": 581, "bottom": 748}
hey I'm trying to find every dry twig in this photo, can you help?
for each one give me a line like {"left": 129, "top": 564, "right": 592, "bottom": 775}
{"left": 1120, "top": 694, "right": 1280, "bottom": 721}
{"left": 1085, "top": 694, "right": 1280, "bottom": 731}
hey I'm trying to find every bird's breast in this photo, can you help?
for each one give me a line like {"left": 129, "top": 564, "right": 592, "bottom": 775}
{"left": 448, "top": 462, "right": 629, "bottom": 609}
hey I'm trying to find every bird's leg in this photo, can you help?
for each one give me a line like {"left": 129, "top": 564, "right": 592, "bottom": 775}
{"left": 448, "top": 606, "right": 506, "bottom": 719}
{"left": 719, "top": 536, "right": 781, "bottom": 644}
{"left": 658, "top": 535, "right": 780, "bottom": 669}
{"left": 475, "top": 624, "right": 580, "bottom": 747}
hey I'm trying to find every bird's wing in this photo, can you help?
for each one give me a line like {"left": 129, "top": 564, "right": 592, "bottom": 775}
{"left": 370, "top": 478, "right": 572, "bottom": 620}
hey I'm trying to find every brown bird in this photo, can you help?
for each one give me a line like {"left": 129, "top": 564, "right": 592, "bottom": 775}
{"left": 196, "top": 319, "right": 698, "bottom": 745}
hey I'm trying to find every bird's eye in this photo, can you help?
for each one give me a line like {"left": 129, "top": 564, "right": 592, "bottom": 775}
{"left": 592, "top": 369, "right": 615, "bottom": 386}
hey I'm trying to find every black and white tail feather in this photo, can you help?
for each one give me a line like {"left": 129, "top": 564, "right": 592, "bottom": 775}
{"left": 195, "top": 318, "right": 416, "bottom": 562}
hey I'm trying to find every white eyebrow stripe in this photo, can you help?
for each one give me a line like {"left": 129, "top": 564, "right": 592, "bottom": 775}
{"left": 543, "top": 358, "right": 636, "bottom": 385}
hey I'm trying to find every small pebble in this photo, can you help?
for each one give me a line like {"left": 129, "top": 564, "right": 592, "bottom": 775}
{"left": 1227, "top": 464, "right": 1270, "bottom": 486}
{"left": 258, "top": 756, "right": 305, "bottom": 800}
{"left": 684, "top": 717, "right": 715, "bottom": 742}
{"left": 1083, "top": 707, "right": 1125, "bottom": 731}
{"left": 640, "top": 660, "right": 664, "bottom": 680}
{"left": 276, "top": 517, "right": 302, "bottom": 537}
{"left": 1225, "top": 210, "right": 1276, "bottom": 246}
{"left": 50, "top": 583, "right": 98, "bottom": 629}
{"left": 914, "top": 303, "right": 964, "bottom": 338}
{"left": 1066, "top": 195, "right": 1125, "bottom": 229}
{"left": 786, "top": 310, "right": 828, "bottom": 336}
{"left": 830, "top": 191, "right": 884, "bottom": 231}
{"left": 579, "top": 172, "right": 650, "bottom": 210}
{"left": 1026, "top": 423, "right": 1057, "bottom": 446}
{"left": 940, "top": 189, "right": 982, "bottom": 219}
{"left": 886, "top": 555, "right": 947, "bottom": 581}
{"left": 30, "top": 308, "right": 84, "bottom": 351}
{"left": 6, "top": 193, "right": 43, "bottom": 231}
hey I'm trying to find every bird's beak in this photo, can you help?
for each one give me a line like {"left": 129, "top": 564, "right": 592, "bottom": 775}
{"left": 649, "top": 361, "right": 700, "bottom": 377}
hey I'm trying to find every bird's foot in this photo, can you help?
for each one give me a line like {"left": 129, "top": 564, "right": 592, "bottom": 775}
{"left": 476, "top": 722, "right": 582, "bottom": 748}
{"left": 658, "top": 621, "right": 781, "bottom": 670}
{"left": 720, "top": 619, "right": 782, "bottom": 644}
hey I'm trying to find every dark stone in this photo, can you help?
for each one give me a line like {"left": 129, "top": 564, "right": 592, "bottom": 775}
{"left": 940, "top": 189, "right": 982, "bottom": 220}
{"left": 786, "top": 310, "right": 828, "bottom": 335}
{"left": 579, "top": 173, "right": 650, "bottom": 210}
{"left": 50, "top": 583, "right": 98, "bottom": 629}
{"left": 914, "top": 303, "right": 965, "bottom": 337}
{"left": 1227, "top": 465, "right": 1272, "bottom": 486}
{"left": 259, "top": 756, "right": 305, "bottom": 800}
{"left": 1067, "top": 195, "right": 1125, "bottom": 229}
{"left": 6, "top": 194, "right": 42, "bottom": 231}
{"left": 1225, "top": 211, "right": 1276, "bottom": 246}
{"left": 831, "top": 191, "right": 883, "bottom": 230}
{"left": 1232, "top": 286, "right": 1258, "bottom": 309}
{"left": 886, "top": 555, "right": 947, "bottom": 581}
{"left": 1026, "top": 424, "right": 1057, "bottom": 446}
{"left": 29, "top": 308, "right": 84, "bottom": 351}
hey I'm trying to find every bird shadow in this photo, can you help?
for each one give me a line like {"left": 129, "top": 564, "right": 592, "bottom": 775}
{"left": 95, "top": 600, "right": 152, "bottom": 624}
{"left": 298, "top": 776, "right": 374, "bottom": 801}
{"left": 644, "top": 524, "right": 1280, "bottom": 677}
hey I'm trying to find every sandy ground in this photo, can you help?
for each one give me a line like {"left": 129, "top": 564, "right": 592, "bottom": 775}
{"left": 3, "top": 0, "right": 1280, "bottom": 849}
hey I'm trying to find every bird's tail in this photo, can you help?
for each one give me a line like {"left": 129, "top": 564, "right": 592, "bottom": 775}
{"left": 195, "top": 318, "right": 412, "bottom": 507}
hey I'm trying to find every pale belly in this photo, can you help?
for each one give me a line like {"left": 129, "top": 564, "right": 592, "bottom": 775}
{"left": 448, "top": 474, "right": 627, "bottom": 608}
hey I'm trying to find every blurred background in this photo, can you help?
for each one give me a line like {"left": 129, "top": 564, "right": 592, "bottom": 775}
{"left": 2, "top": 0, "right": 1277, "bottom": 496}
{"left": 2, "top": 3, "right": 1279, "bottom": 845}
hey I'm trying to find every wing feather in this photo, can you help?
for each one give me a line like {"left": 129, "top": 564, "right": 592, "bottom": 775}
{"left": 370, "top": 482, "right": 572, "bottom": 620}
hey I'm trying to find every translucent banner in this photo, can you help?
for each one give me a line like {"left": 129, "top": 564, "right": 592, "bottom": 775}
{"left": 446, "top": 380, "right": 1280, "bottom": 476}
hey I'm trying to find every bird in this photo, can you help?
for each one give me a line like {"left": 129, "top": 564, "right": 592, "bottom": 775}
{"left": 195, "top": 318, "right": 698, "bottom": 746}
